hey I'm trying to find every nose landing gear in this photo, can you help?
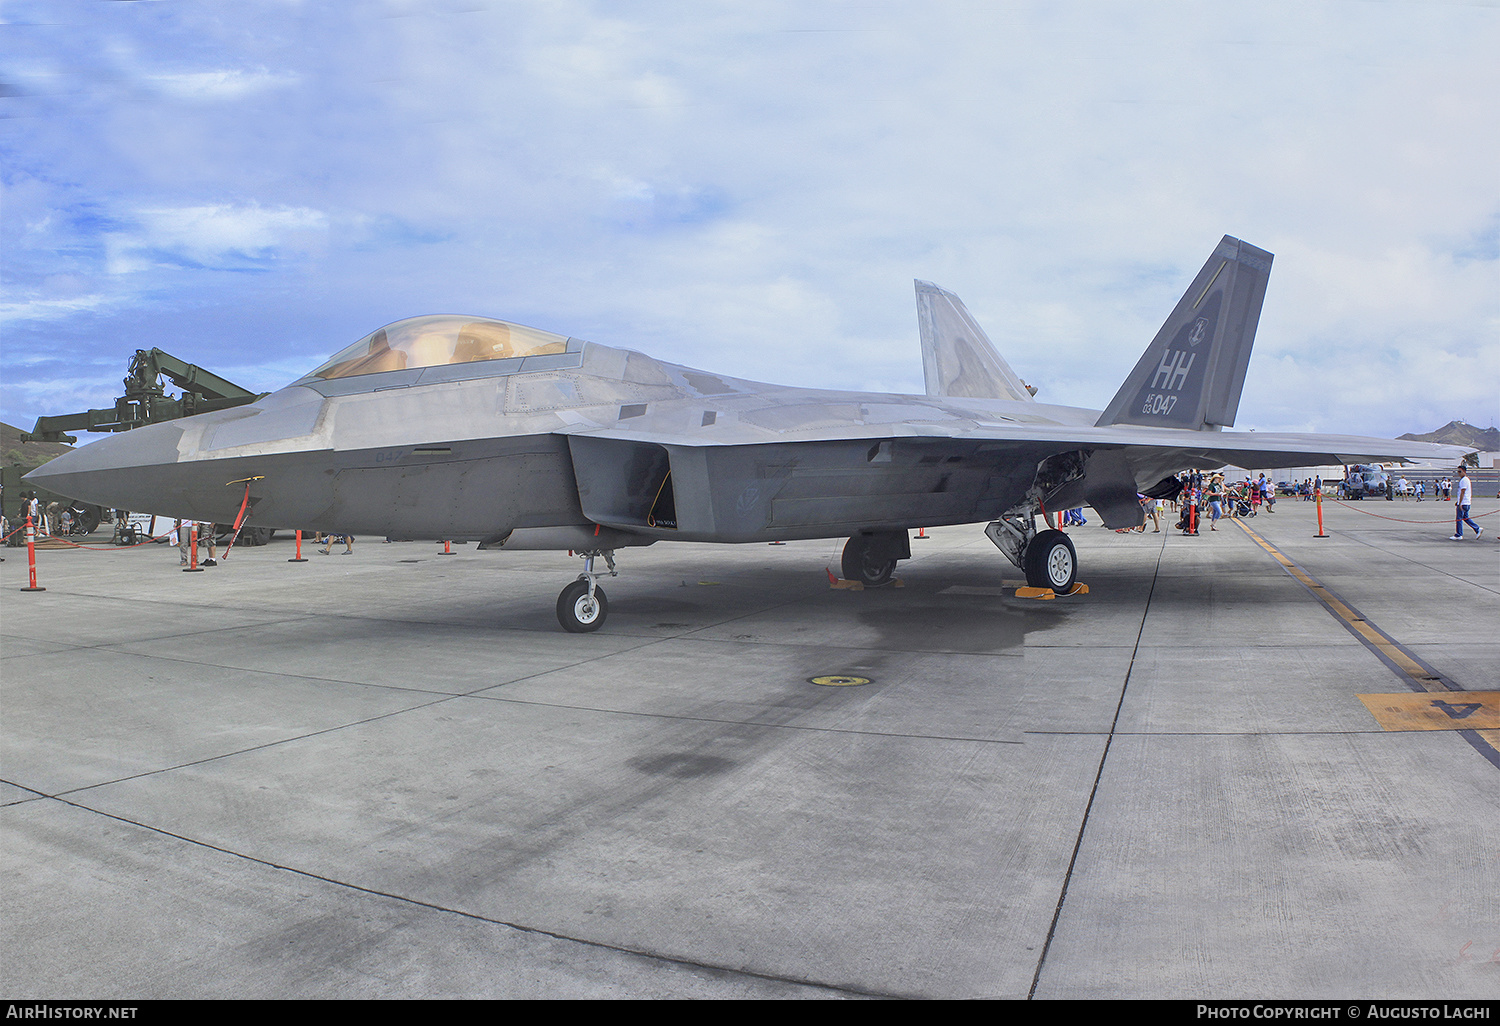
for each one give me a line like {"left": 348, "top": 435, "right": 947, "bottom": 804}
{"left": 557, "top": 549, "right": 616, "bottom": 632}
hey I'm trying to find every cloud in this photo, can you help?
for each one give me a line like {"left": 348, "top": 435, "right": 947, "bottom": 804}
{"left": 1, "top": 1, "right": 1496, "bottom": 440}
{"left": 142, "top": 68, "right": 300, "bottom": 101}
{"left": 104, "top": 204, "right": 328, "bottom": 273}
{"left": 0, "top": 294, "right": 117, "bottom": 326}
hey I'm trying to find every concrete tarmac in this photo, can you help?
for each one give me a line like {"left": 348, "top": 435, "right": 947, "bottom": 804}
{"left": 3, "top": 499, "right": 1497, "bottom": 999}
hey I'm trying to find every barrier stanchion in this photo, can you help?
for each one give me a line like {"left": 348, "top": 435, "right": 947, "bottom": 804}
{"left": 289, "top": 529, "right": 308, "bottom": 562}
{"left": 439, "top": 539, "right": 455, "bottom": 556}
{"left": 183, "top": 523, "right": 204, "bottom": 572}
{"left": 20, "top": 516, "right": 45, "bottom": 592}
{"left": 1315, "top": 488, "right": 1328, "bottom": 538}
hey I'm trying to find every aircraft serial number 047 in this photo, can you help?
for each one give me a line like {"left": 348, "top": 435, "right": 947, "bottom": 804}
{"left": 1142, "top": 392, "right": 1178, "bottom": 415}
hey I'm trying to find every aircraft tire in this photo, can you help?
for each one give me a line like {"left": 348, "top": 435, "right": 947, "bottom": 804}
{"left": 1024, "top": 529, "right": 1077, "bottom": 592}
{"left": 70, "top": 504, "right": 102, "bottom": 535}
{"left": 841, "top": 535, "right": 897, "bottom": 587}
{"left": 557, "top": 579, "right": 608, "bottom": 632}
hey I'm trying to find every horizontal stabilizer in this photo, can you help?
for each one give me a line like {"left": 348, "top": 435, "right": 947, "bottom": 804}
{"left": 915, "top": 280, "right": 1035, "bottom": 402}
{"left": 1096, "top": 236, "right": 1272, "bottom": 431}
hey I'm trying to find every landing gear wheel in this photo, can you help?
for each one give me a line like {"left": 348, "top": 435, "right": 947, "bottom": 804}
{"left": 1024, "top": 529, "right": 1077, "bottom": 592}
{"left": 69, "top": 505, "right": 101, "bottom": 535}
{"left": 842, "top": 536, "right": 897, "bottom": 587}
{"left": 557, "top": 579, "right": 608, "bottom": 632}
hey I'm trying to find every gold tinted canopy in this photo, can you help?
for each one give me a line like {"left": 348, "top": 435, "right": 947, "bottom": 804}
{"left": 310, "top": 315, "right": 569, "bottom": 380}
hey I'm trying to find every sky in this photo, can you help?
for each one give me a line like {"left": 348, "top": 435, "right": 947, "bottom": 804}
{"left": 2, "top": 0, "right": 1497, "bottom": 443}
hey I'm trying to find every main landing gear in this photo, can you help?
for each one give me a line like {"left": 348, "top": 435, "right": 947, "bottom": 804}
{"left": 1023, "top": 529, "right": 1077, "bottom": 592}
{"left": 840, "top": 530, "right": 910, "bottom": 587}
{"left": 557, "top": 549, "right": 616, "bottom": 632}
{"left": 985, "top": 513, "right": 1079, "bottom": 592}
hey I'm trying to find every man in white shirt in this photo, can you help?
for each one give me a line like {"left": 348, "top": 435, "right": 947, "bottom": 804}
{"left": 1450, "top": 467, "right": 1482, "bottom": 540}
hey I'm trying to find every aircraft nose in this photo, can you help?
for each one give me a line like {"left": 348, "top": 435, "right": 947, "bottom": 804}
{"left": 23, "top": 420, "right": 200, "bottom": 516}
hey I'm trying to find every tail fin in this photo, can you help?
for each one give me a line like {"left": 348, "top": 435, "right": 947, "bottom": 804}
{"left": 1095, "top": 235, "right": 1272, "bottom": 430}
{"left": 915, "top": 280, "right": 1035, "bottom": 402}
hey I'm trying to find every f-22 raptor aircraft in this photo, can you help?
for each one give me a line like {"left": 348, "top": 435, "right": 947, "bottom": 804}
{"left": 29, "top": 236, "right": 1469, "bottom": 631}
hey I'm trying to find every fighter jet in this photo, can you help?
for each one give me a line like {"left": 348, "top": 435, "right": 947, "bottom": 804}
{"left": 28, "top": 236, "right": 1469, "bottom": 631}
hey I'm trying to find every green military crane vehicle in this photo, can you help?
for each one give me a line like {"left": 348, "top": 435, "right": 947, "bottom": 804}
{"left": 22, "top": 348, "right": 267, "bottom": 444}
{"left": 5, "top": 349, "right": 268, "bottom": 545}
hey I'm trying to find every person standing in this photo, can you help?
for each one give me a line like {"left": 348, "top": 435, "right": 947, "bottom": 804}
{"left": 1450, "top": 467, "right": 1482, "bottom": 540}
{"left": 1144, "top": 494, "right": 1161, "bottom": 532}
{"left": 319, "top": 532, "right": 354, "bottom": 555}
{"left": 1207, "top": 474, "right": 1225, "bottom": 530}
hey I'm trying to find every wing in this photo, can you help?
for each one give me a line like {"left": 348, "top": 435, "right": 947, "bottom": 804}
{"left": 562, "top": 375, "right": 1471, "bottom": 539}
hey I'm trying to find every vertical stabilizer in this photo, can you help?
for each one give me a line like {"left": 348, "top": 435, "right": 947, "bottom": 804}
{"left": 915, "top": 280, "right": 1035, "bottom": 402}
{"left": 1095, "top": 236, "right": 1272, "bottom": 430}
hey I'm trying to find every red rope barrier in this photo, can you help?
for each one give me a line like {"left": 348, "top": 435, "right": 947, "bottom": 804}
{"left": 20, "top": 530, "right": 175, "bottom": 551}
{"left": 1325, "top": 498, "right": 1499, "bottom": 524}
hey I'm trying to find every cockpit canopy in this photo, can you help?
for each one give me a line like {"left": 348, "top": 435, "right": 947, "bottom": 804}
{"left": 308, "top": 315, "right": 570, "bottom": 380}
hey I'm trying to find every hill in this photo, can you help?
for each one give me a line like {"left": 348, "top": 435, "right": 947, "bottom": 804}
{"left": 2, "top": 421, "right": 76, "bottom": 470}
{"left": 1397, "top": 421, "right": 1500, "bottom": 451}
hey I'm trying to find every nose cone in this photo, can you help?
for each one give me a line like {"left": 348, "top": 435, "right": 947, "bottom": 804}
{"left": 23, "top": 420, "right": 210, "bottom": 518}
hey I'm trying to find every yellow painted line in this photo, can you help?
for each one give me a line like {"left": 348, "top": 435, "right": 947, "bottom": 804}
{"left": 1231, "top": 518, "right": 1500, "bottom": 771}
{"left": 1357, "top": 693, "right": 1500, "bottom": 732}
{"left": 1231, "top": 519, "right": 1447, "bottom": 690}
